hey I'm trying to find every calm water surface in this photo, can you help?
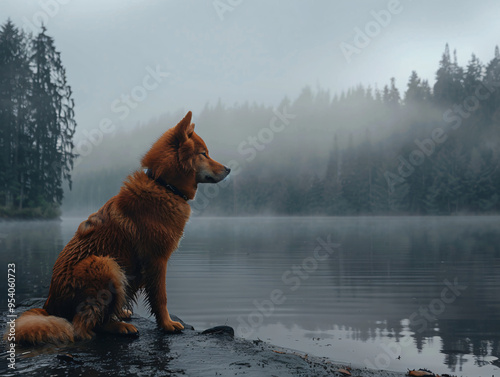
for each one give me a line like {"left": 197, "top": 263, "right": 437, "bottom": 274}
{"left": 1, "top": 216, "right": 499, "bottom": 376}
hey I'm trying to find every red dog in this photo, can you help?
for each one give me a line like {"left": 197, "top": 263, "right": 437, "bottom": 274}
{"left": 11, "top": 111, "right": 230, "bottom": 344}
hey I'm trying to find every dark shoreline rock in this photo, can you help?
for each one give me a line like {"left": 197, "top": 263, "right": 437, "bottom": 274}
{"left": 1, "top": 299, "right": 407, "bottom": 377}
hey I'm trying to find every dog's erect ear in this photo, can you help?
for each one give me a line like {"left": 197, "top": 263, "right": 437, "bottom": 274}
{"left": 174, "top": 111, "right": 195, "bottom": 142}
{"left": 187, "top": 123, "right": 195, "bottom": 138}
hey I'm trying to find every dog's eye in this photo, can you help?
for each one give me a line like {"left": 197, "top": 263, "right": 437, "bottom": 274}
{"left": 201, "top": 152, "right": 207, "bottom": 157}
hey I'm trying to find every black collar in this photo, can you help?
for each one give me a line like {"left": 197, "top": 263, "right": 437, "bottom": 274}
{"left": 145, "top": 169, "right": 189, "bottom": 201}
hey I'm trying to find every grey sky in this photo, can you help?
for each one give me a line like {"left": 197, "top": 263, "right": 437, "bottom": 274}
{"left": 1, "top": 0, "right": 499, "bottom": 140}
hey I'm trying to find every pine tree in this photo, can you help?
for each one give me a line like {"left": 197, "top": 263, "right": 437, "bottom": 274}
{"left": 484, "top": 46, "right": 500, "bottom": 124}
{"left": 388, "top": 77, "right": 401, "bottom": 105}
{"left": 434, "top": 44, "right": 464, "bottom": 105}
{"left": 486, "top": 45, "right": 500, "bottom": 83}
{"left": 340, "top": 133, "right": 366, "bottom": 214}
{"left": 30, "top": 26, "right": 76, "bottom": 207}
{"left": 0, "top": 20, "right": 32, "bottom": 208}
{"left": 405, "top": 71, "right": 421, "bottom": 104}
{"left": 370, "top": 165, "right": 392, "bottom": 213}
{"left": 464, "top": 147, "right": 499, "bottom": 212}
{"left": 324, "top": 134, "right": 345, "bottom": 214}
{"left": 382, "top": 78, "right": 400, "bottom": 107}
{"left": 425, "top": 138, "right": 467, "bottom": 214}
{"left": 463, "top": 54, "right": 484, "bottom": 97}
{"left": 305, "top": 175, "right": 325, "bottom": 214}
{"left": 405, "top": 71, "right": 432, "bottom": 104}
{"left": 388, "top": 180, "right": 410, "bottom": 213}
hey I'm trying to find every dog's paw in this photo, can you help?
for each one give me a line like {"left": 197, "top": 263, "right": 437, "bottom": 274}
{"left": 161, "top": 319, "right": 184, "bottom": 333}
{"left": 116, "top": 322, "right": 139, "bottom": 335}
{"left": 118, "top": 309, "right": 133, "bottom": 320}
{"left": 101, "top": 321, "right": 139, "bottom": 336}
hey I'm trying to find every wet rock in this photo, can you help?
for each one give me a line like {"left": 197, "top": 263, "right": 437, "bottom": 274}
{"left": 201, "top": 325, "right": 234, "bottom": 337}
{"left": 56, "top": 353, "right": 83, "bottom": 364}
{"left": 0, "top": 299, "right": 407, "bottom": 377}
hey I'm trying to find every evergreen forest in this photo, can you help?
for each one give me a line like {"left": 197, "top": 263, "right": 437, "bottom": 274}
{"left": 0, "top": 20, "right": 76, "bottom": 218}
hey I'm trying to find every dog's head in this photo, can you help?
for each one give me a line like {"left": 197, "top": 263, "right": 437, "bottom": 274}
{"left": 141, "top": 111, "right": 230, "bottom": 199}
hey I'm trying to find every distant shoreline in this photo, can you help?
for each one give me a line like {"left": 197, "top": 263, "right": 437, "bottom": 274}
{"left": 3, "top": 211, "right": 500, "bottom": 221}
{"left": 0, "top": 206, "right": 61, "bottom": 220}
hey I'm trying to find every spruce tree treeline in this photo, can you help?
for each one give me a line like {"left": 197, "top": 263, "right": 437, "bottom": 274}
{"left": 0, "top": 20, "right": 76, "bottom": 218}
{"left": 190, "top": 43, "right": 500, "bottom": 216}
{"left": 63, "top": 43, "right": 500, "bottom": 216}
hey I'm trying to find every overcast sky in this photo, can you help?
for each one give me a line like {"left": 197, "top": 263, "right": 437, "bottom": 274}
{"left": 2, "top": 0, "right": 500, "bottom": 139}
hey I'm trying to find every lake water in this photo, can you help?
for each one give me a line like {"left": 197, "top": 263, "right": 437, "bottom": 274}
{"left": 1, "top": 216, "right": 499, "bottom": 376}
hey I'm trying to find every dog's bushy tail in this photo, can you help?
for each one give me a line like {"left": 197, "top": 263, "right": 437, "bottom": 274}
{"left": 5, "top": 308, "right": 74, "bottom": 346}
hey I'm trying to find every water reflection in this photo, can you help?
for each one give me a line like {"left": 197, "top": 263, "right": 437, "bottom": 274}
{"left": 0, "top": 220, "right": 64, "bottom": 302}
{"left": 1, "top": 216, "right": 499, "bottom": 374}
{"left": 169, "top": 217, "right": 500, "bottom": 374}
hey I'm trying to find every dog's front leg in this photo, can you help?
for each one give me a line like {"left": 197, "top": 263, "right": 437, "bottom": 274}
{"left": 144, "top": 259, "right": 184, "bottom": 332}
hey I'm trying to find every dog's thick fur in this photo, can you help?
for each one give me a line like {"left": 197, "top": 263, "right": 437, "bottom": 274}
{"left": 10, "top": 111, "right": 230, "bottom": 345}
